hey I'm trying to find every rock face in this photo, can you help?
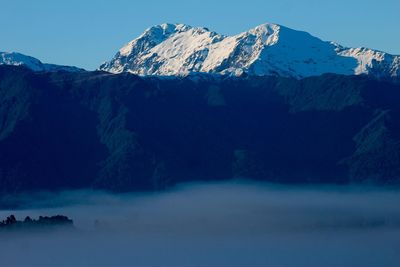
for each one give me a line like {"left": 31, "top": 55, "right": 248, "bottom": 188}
{"left": 0, "top": 52, "right": 85, "bottom": 72}
{"left": 1, "top": 65, "right": 400, "bottom": 194}
{"left": 100, "top": 23, "right": 400, "bottom": 79}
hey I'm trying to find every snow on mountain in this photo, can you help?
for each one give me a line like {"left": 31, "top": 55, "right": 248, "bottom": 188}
{"left": 100, "top": 23, "right": 400, "bottom": 79}
{"left": 0, "top": 52, "right": 84, "bottom": 72}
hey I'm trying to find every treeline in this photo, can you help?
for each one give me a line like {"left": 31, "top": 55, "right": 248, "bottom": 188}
{"left": 0, "top": 215, "right": 74, "bottom": 230}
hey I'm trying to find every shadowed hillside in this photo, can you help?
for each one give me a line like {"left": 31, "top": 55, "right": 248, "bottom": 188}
{"left": 1, "top": 65, "right": 400, "bottom": 193}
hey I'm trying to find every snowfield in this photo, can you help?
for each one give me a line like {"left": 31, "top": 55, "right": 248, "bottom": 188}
{"left": 100, "top": 23, "right": 400, "bottom": 79}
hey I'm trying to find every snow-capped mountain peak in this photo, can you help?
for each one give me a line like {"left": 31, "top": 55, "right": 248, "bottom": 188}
{"left": 246, "top": 23, "right": 280, "bottom": 43}
{"left": 100, "top": 22, "right": 400, "bottom": 79}
{"left": 119, "top": 23, "right": 189, "bottom": 57}
{"left": 101, "top": 23, "right": 225, "bottom": 75}
{"left": 0, "top": 52, "right": 84, "bottom": 72}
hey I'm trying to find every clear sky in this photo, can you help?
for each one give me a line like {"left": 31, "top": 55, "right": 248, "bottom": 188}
{"left": 1, "top": 0, "right": 399, "bottom": 70}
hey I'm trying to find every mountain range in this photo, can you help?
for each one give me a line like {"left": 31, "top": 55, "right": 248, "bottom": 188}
{"left": 2, "top": 23, "right": 400, "bottom": 80}
{"left": 0, "top": 23, "right": 400, "bottom": 195}
{"left": 100, "top": 23, "right": 400, "bottom": 79}
{"left": 1, "top": 65, "right": 400, "bottom": 195}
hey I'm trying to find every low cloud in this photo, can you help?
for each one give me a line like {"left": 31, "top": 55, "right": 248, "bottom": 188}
{"left": 1, "top": 181, "right": 400, "bottom": 267}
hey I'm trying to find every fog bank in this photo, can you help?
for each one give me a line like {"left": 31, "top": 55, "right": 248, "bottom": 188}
{"left": 1, "top": 182, "right": 400, "bottom": 267}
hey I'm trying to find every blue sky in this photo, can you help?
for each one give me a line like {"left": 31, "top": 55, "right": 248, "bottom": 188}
{"left": 1, "top": 0, "right": 399, "bottom": 70}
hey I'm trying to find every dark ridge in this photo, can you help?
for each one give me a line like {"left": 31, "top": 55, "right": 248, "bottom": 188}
{"left": 1, "top": 65, "right": 400, "bottom": 196}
